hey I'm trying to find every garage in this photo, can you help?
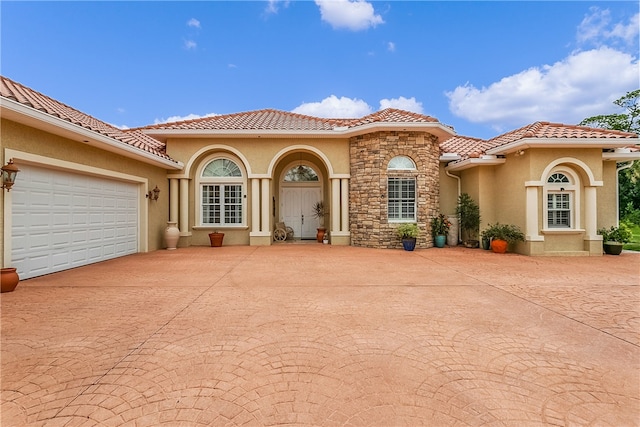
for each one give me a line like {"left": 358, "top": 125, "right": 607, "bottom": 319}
{"left": 11, "top": 165, "right": 139, "bottom": 279}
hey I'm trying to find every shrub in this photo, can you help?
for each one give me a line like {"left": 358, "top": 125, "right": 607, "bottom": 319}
{"left": 396, "top": 223, "right": 419, "bottom": 239}
{"left": 481, "top": 223, "right": 525, "bottom": 244}
{"left": 598, "top": 225, "right": 632, "bottom": 243}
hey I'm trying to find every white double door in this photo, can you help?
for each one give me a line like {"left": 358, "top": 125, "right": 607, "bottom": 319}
{"left": 282, "top": 186, "right": 322, "bottom": 239}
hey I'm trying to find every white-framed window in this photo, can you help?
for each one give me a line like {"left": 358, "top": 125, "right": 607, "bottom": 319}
{"left": 547, "top": 192, "right": 571, "bottom": 228}
{"left": 387, "top": 156, "right": 417, "bottom": 222}
{"left": 544, "top": 170, "right": 576, "bottom": 229}
{"left": 198, "top": 157, "right": 246, "bottom": 226}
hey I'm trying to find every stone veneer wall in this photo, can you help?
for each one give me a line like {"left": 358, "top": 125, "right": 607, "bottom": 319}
{"left": 349, "top": 131, "right": 441, "bottom": 249}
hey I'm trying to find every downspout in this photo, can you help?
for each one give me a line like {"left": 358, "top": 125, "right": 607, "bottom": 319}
{"left": 616, "top": 161, "right": 635, "bottom": 227}
{"left": 445, "top": 168, "right": 462, "bottom": 243}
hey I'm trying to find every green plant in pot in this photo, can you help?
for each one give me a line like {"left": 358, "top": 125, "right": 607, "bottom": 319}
{"left": 396, "top": 223, "right": 419, "bottom": 251}
{"left": 430, "top": 214, "right": 452, "bottom": 248}
{"left": 456, "top": 193, "right": 480, "bottom": 248}
{"left": 482, "top": 223, "right": 525, "bottom": 253}
{"left": 598, "top": 225, "right": 632, "bottom": 255}
{"left": 312, "top": 201, "right": 328, "bottom": 242}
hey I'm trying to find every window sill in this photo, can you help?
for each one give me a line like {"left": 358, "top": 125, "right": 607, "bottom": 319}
{"left": 541, "top": 228, "right": 585, "bottom": 235}
{"left": 193, "top": 225, "right": 249, "bottom": 230}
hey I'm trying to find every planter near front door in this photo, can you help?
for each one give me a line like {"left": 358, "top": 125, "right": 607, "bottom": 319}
{"left": 434, "top": 235, "right": 446, "bottom": 248}
{"left": 603, "top": 241, "right": 624, "bottom": 255}
{"left": 165, "top": 221, "right": 180, "bottom": 250}
{"left": 491, "top": 239, "right": 508, "bottom": 254}
{"left": 1, "top": 268, "right": 20, "bottom": 293}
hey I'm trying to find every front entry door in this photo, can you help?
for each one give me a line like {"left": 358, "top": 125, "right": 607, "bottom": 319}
{"left": 282, "top": 187, "right": 322, "bottom": 239}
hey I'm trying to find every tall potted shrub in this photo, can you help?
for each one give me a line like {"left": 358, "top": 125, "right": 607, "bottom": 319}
{"left": 456, "top": 193, "right": 480, "bottom": 248}
{"left": 430, "top": 214, "right": 452, "bottom": 248}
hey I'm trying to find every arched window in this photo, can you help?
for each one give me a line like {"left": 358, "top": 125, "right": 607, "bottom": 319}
{"left": 387, "top": 156, "right": 417, "bottom": 222}
{"left": 199, "top": 157, "right": 245, "bottom": 226}
{"left": 284, "top": 165, "right": 319, "bottom": 182}
{"left": 388, "top": 156, "right": 416, "bottom": 170}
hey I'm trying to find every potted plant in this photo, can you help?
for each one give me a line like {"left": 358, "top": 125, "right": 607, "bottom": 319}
{"left": 482, "top": 223, "right": 525, "bottom": 253}
{"left": 396, "top": 223, "right": 419, "bottom": 251}
{"left": 208, "top": 230, "right": 225, "bottom": 247}
{"left": 430, "top": 214, "right": 452, "bottom": 248}
{"left": 456, "top": 193, "right": 481, "bottom": 248}
{"left": 312, "top": 201, "right": 327, "bottom": 243}
{"left": 598, "top": 225, "right": 632, "bottom": 255}
{"left": 480, "top": 228, "right": 491, "bottom": 250}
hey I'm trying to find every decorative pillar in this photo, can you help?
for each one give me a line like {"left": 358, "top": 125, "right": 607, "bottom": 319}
{"left": 251, "top": 178, "right": 260, "bottom": 234}
{"left": 525, "top": 185, "right": 541, "bottom": 240}
{"left": 340, "top": 178, "right": 349, "bottom": 232}
{"left": 584, "top": 186, "right": 597, "bottom": 239}
{"left": 331, "top": 178, "right": 340, "bottom": 234}
{"left": 169, "top": 178, "right": 179, "bottom": 223}
{"left": 179, "top": 178, "right": 189, "bottom": 235}
{"left": 261, "top": 179, "right": 270, "bottom": 233}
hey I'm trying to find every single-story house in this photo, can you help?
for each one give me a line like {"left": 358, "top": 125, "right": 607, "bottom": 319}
{"left": 2, "top": 76, "right": 639, "bottom": 279}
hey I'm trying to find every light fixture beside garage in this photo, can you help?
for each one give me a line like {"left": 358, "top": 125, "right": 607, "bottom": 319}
{"left": 1, "top": 159, "right": 19, "bottom": 191}
{"left": 146, "top": 185, "right": 160, "bottom": 201}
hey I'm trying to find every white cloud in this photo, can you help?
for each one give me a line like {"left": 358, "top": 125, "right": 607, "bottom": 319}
{"left": 446, "top": 47, "right": 639, "bottom": 130}
{"left": 578, "top": 8, "right": 639, "bottom": 48}
{"left": 154, "top": 112, "right": 219, "bottom": 124}
{"left": 379, "top": 97, "right": 423, "bottom": 114}
{"left": 387, "top": 41, "right": 396, "bottom": 52}
{"left": 187, "top": 18, "right": 201, "bottom": 29}
{"left": 315, "top": 0, "right": 384, "bottom": 31}
{"left": 265, "top": 0, "right": 290, "bottom": 15}
{"left": 184, "top": 40, "right": 197, "bottom": 50}
{"left": 292, "top": 95, "right": 373, "bottom": 117}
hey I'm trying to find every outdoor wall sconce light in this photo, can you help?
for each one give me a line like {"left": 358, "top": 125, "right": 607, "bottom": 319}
{"left": 146, "top": 185, "right": 160, "bottom": 201}
{"left": 1, "top": 159, "right": 20, "bottom": 192}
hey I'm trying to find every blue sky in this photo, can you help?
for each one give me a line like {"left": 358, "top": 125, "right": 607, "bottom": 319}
{"left": 2, "top": 1, "right": 638, "bottom": 139}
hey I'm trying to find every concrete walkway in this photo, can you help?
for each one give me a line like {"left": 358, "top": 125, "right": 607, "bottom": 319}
{"left": 2, "top": 245, "right": 639, "bottom": 426}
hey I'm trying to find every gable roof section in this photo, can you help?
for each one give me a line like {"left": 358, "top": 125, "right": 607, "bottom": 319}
{"left": 139, "top": 108, "right": 454, "bottom": 141}
{"left": 0, "top": 76, "right": 181, "bottom": 168}
{"left": 485, "top": 121, "right": 638, "bottom": 153}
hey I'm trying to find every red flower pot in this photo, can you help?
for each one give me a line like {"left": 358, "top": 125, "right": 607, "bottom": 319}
{"left": 490, "top": 239, "right": 508, "bottom": 254}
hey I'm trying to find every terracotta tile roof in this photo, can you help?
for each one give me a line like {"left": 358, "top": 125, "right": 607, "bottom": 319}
{"left": 441, "top": 121, "right": 638, "bottom": 161}
{"left": 485, "top": 121, "right": 638, "bottom": 150}
{"left": 138, "top": 108, "right": 440, "bottom": 131}
{"left": 440, "top": 135, "right": 488, "bottom": 158}
{"left": 0, "top": 76, "right": 176, "bottom": 163}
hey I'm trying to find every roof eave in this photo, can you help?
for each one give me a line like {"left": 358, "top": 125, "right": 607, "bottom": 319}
{"left": 602, "top": 151, "right": 640, "bottom": 161}
{"left": 445, "top": 157, "right": 506, "bottom": 172}
{"left": 143, "top": 122, "right": 457, "bottom": 142}
{"left": 486, "top": 138, "right": 640, "bottom": 155}
{"left": 1, "top": 98, "right": 183, "bottom": 170}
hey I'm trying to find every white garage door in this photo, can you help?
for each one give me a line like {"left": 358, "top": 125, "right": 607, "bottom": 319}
{"left": 11, "top": 165, "right": 139, "bottom": 279}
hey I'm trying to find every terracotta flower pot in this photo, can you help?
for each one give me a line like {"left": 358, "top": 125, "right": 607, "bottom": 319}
{"left": 209, "top": 232, "right": 225, "bottom": 247}
{"left": 491, "top": 239, "right": 508, "bottom": 253}
{"left": 1, "top": 268, "right": 20, "bottom": 293}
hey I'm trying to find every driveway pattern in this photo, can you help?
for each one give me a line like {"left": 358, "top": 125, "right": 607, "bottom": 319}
{"left": 1, "top": 246, "right": 639, "bottom": 426}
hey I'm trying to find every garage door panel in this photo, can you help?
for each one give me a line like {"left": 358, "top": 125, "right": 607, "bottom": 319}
{"left": 11, "top": 165, "right": 139, "bottom": 279}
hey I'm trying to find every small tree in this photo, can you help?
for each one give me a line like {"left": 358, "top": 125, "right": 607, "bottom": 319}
{"left": 456, "top": 193, "right": 480, "bottom": 243}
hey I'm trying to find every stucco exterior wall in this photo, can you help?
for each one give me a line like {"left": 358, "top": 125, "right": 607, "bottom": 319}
{"left": 438, "top": 165, "right": 459, "bottom": 217}
{"left": 1, "top": 119, "right": 170, "bottom": 265}
{"left": 165, "top": 137, "right": 350, "bottom": 246}
{"left": 349, "top": 131, "right": 440, "bottom": 249}
{"left": 598, "top": 161, "right": 619, "bottom": 228}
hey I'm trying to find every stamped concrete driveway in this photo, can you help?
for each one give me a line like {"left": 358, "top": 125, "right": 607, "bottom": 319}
{"left": 2, "top": 245, "right": 639, "bottom": 426}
